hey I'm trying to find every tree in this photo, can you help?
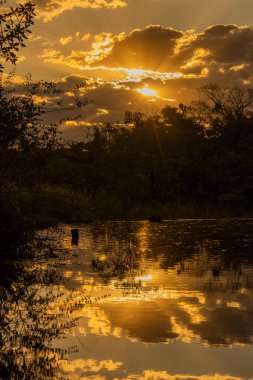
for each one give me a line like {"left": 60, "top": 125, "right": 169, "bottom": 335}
{"left": 190, "top": 84, "right": 253, "bottom": 138}
{"left": 0, "top": 2, "right": 90, "bottom": 255}
{"left": 0, "top": 2, "right": 35, "bottom": 72}
{"left": 200, "top": 84, "right": 253, "bottom": 121}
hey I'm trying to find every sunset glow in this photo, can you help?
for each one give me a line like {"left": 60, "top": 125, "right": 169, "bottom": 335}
{"left": 1, "top": 2, "right": 253, "bottom": 380}
{"left": 136, "top": 87, "right": 157, "bottom": 97}
{"left": 2, "top": 0, "right": 253, "bottom": 139}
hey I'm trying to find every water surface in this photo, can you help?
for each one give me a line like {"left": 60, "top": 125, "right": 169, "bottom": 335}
{"left": 1, "top": 219, "right": 253, "bottom": 379}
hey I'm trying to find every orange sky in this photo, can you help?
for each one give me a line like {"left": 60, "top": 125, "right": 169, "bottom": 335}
{"left": 3, "top": 0, "right": 253, "bottom": 139}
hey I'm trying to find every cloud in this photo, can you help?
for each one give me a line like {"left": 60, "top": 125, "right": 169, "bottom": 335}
{"left": 175, "top": 24, "right": 253, "bottom": 75}
{"left": 38, "top": 24, "right": 253, "bottom": 86}
{"left": 31, "top": 24, "right": 253, "bottom": 140}
{"left": 38, "top": 75, "right": 174, "bottom": 140}
{"left": 94, "top": 24, "right": 253, "bottom": 79}
{"left": 91, "top": 25, "right": 183, "bottom": 71}
{"left": 122, "top": 372, "right": 241, "bottom": 380}
{"left": 30, "top": 0, "right": 128, "bottom": 22}
{"left": 59, "top": 36, "right": 73, "bottom": 45}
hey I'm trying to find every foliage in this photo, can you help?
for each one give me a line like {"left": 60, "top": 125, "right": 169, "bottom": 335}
{"left": 0, "top": 2, "right": 90, "bottom": 255}
{"left": 0, "top": 2, "right": 35, "bottom": 72}
{"left": 0, "top": 82, "right": 89, "bottom": 255}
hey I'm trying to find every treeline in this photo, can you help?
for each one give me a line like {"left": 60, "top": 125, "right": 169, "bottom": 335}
{"left": 46, "top": 84, "right": 253, "bottom": 220}
{"left": 1, "top": 84, "right": 253, "bottom": 253}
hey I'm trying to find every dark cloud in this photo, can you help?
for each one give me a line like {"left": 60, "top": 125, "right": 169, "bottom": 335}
{"left": 37, "top": 24, "right": 253, "bottom": 88}
{"left": 86, "top": 24, "right": 253, "bottom": 81}
{"left": 96, "top": 25, "right": 183, "bottom": 71}
{"left": 178, "top": 24, "right": 253, "bottom": 69}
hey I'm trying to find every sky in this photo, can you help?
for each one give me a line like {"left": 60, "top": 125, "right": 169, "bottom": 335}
{"left": 3, "top": 0, "right": 253, "bottom": 139}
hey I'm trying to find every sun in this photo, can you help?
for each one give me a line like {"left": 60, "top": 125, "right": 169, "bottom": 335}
{"left": 136, "top": 87, "right": 157, "bottom": 97}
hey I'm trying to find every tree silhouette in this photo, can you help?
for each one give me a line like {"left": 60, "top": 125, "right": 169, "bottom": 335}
{"left": 0, "top": 2, "right": 35, "bottom": 72}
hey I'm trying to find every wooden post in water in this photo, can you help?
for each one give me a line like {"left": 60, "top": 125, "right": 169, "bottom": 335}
{"left": 71, "top": 228, "right": 79, "bottom": 245}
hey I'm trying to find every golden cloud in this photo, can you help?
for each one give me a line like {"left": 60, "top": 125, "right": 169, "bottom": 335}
{"left": 95, "top": 24, "right": 253, "bottom": 78}
{"left": 123, "top": 371, "right": 242, "bottom": 380}
{"left": 84, "top": 32, "right": 126, "bottom": 65}
{"left": 59, "top": 36, "right": 73, "bottom": 45}
{"left": 29, "top": 0, "right": 128, "bottom": 22}
{"left": 94, "top": 25, "right": 183, "bottom": 72}
{"left": 37, "top": 24, "right": 253, "bottom": 86}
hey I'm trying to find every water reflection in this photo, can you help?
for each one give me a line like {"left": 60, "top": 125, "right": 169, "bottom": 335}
{"left": 2, "top": 220, "right": 253, "bottom": 379}
{"left": 55, "top": 220, "right": 253, "bottom": 379}
{"left": 58, "top": 220, "right": 253, "bottom": 351}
